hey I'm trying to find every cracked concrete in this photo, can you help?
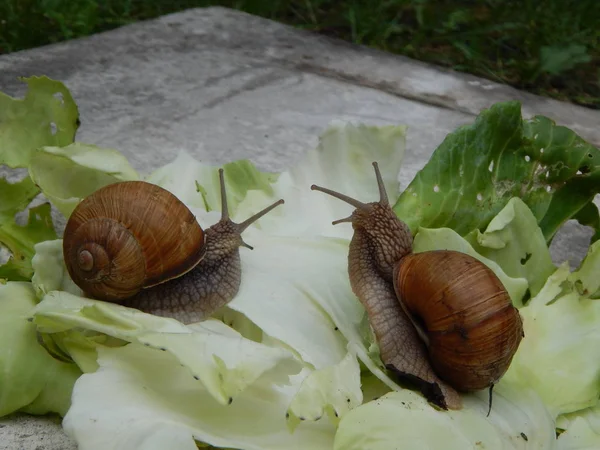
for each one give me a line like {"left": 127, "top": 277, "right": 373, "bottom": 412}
{"left": 0, "top": 6, "right": 598, "bottom": 449}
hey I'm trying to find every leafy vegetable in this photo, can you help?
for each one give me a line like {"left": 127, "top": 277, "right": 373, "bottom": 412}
{"left": 62, "top": 344, "right": 335, "bottom": 450}
{"left": 334, "top": 381, "right": 556, "bottom": 449}
{"left": 0, "top": 76, "right": 80, "bottom": 282}
{"left": 503, "top": 240, "right": 600, "bottom": 418}
{"left": 524, "top": 116, "right": 600, "bottom": 241}
{"left": 230, "top": 122, "right": 407, "bottom": 240}
{"left": 147, "top": 151, "right": 279, "bottom": 215}
{"left": 557, "top": 404, "right": 600, "bottom": 449}
{"left": 0, "top": 203, "right": 57, "bottom": 281}
{"left": 0, "top": 177, "right": 40, "bottom": 222}
{"left": 0, "top": 168, "right": 55, "bottom": 283}
{"left": 31, "top": 239, "right": 83, "bottom": 299}
{"left": 28, "top": 143, "right": 140, "bottom": 217}
{"left": 0, "top": 281, "right": 80, "bottom": 417}
{"left": 286, "top": 349, "right": 363, "bottom": 431}
{"left": 464, "top": 197, "right": 556, "bottom": 299}
{"left": 0, "top": 76, "right": 79, "bottom": 168}
{"left": 393, "top": 101, "right": 600, "bottom": 242}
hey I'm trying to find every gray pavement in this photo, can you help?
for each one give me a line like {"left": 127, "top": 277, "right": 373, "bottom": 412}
{"left": 0, "top": 6, "right": 598, "bottom": 449}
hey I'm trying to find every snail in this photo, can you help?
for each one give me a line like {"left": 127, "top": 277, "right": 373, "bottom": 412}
{"left": 62, "top": 168, "right": 284, "bottom": 324}
{"left": 311, "top": 162, "right": 524, "bottom": 411}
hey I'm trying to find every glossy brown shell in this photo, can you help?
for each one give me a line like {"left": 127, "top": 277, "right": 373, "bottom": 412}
{"left": 63, "top": 181, "right": 205, "bottom": 301}
{"left": 393, "top": 250, "right": 524, "bottom": 392}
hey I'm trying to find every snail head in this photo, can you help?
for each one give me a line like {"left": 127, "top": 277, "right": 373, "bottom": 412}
{"left": 208, "top": 168, "right": 284, "bottom": 252}
{"left": 310, "top": 162, "right": 413, "bottom": 276}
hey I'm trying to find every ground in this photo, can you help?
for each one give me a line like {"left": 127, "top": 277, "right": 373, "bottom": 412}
{"left": 0, "top": 0, "right": 598, "bottom": 109}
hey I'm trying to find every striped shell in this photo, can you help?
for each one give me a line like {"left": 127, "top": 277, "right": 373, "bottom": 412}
{"left": 63, "top": 181, "right": 205, "bottom": 301}
{"left": 394, "top": 250, "right": 524, "bottom": 391}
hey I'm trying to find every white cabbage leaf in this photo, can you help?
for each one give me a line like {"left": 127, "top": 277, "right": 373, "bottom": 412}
{"left": 0, "top": 281, "right": 81, "bottom": 417}
{"left": 28, "top": 143, "right": 139, "bottom": 217}
{"left": 334, "top": 379, "right": 557, "bottom": 450}
{"left": 464, "top": 197, "right": 557, "bottom": 300}
{"left": 32, "top": 290, "right": 301, "bottom": 407}
{"left": 556, "top": 403, "right": 600, "bottom": 449}
{"left": 503, "top": 239, "right": 600, "bottom": 419}
{"left": 62, "top": 344, "right": 335, "bottom": 450}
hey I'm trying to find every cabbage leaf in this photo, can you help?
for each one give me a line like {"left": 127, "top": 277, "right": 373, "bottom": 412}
{"left": 334, "top": 380, "right": 556, "bottom": 449}
{"left": 464, "top": 197, "right": 556, "bottom": 298}
{"left": 28, "top": 143, "right": 139, "bottom": 217}
{"left": 393, "top": 101, "right": 600, "bottom": 242}
{"left": 0, "top": 76, "right": 79, "bottom": 168}
{"left": 503, "top": 240, "right": 600, "bottom": 418}
{"left": 0, "top": 281, "right": 80, "bottom": 417}
{"left": 62, "top": 344, "right": 335, "bottom": 450}
{"left": 0, "top": 202, "right": 57, "bottom": 281}
{"left": 557, "top": 404, "right": 600, "bottom": 449}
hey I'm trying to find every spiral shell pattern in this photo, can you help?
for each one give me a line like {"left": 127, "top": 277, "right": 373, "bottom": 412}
{"left": 394, "top": 250, "right": 524, "bottom": 391}
{"left": 63, "top": 181, "right": 205, "bottom": 301}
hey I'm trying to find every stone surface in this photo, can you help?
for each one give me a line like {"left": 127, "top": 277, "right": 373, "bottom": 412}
{"left": 0, "top": 6, "right": 597, "bottom": 450}
{"left": 0, "top": 414, "right": 67, "bottom": 450}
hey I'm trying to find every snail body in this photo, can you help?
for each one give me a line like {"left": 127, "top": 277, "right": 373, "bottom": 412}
{"left": 311, "top": 163, "right": 523, "bottom": 410}
{"left": 63, "top": 169, "right": 284, "bottom": 324}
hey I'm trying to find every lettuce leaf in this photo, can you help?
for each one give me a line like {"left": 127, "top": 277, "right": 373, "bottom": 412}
{"left": 393, "top": 101, "right": 600, "bottom": 242}
{"left": 464, "top": 197, "right": 556, "bottom": 298}
{"left": 146, "top": 151, "right": 278, "bottom": 216}
{"left": 524, "top": 116, "right": 600, "bottom": 241}
{"left": 0, "top": 76, "right": 79, "bottom": 168}
{"left": 0, "top": 281, "right": 80, "bottom": 417}
{"left": 31, "top": 239, "right": 84, "bottom": 299}
{"left": 62, "top": 344, "right": 335, "bottom": 450}
{"left": 1, "top": 78, "right": 598, "bottom": 450}
{"left": 0, "top": 177, "right": 56, "bottom": 282}
{"left": 231, "top": 122, "right": 407, "bottom": 240}
{"left": 0, "top": 177, "right": 40, "bottom": 222}
{"left": 334, "top": 379, "right": 556, "bottom": 449}
{"left": 28, "top": 143, "right": 139, "bottom": 217}
{"left": 0, "top": 203, "right": 57, "bottom": 281}
{"left": 286, "top": 348, "right": 363, "bottom": 431}
{"left": 557, "top": 404, "right": 600, "bottom": 449}
{"left": 503, "top": 240, "right": 600, "bottom": 418}
{"left": 32, "top": 291, "right": 300, "bottom": 406}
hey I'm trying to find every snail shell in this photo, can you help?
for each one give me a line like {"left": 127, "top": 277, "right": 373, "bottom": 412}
{"left": 63, "top": 181, "right": 205, "bottom": 301}
{"left": 394, "top": 250, "right": 524, "bottom": 392}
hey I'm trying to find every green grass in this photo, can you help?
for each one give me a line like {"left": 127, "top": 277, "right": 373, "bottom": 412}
{"left": 1, "top": 0, "right": 598, "bottom": 109}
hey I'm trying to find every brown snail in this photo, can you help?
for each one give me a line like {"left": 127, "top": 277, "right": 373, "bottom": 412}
{"left": 311, "top": 162, "right": 523, "bottom": 411}
{"left": 63, "top": 168, "right": 284, "bottom": 324}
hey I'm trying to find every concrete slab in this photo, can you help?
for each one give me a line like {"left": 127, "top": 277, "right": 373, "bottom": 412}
{"left": 0, "top": 6, "right": 597, "bottom": 449}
